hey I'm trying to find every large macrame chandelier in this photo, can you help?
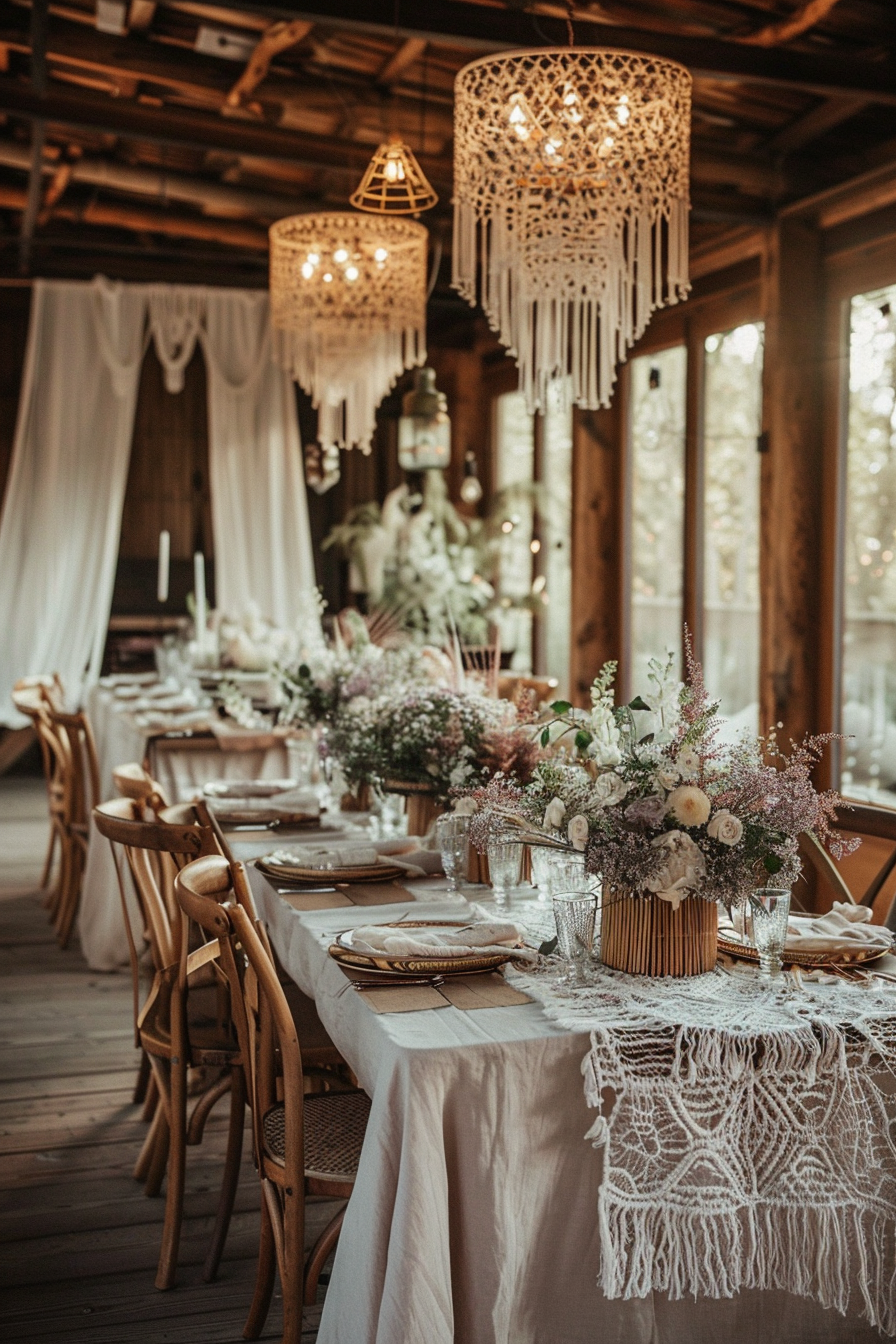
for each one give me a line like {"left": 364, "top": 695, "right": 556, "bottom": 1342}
{"left": 452, "top": 49, "right": 692, "bottom": 412}
{"left": 270, "top": 212, "right": 427, "bottom": 452}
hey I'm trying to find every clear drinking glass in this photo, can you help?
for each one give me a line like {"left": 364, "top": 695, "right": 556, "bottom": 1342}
{"left": 437, "top": 814, "right": 470, "bottom": 894}
{"left": 487, "top": 838, "right": 522, "bottom": 911}
{"left": 372, "top": 787, "right": 406, "bottom": 839}
{"left": 286, "top": 733, "right": 317, "bottom": 788}
{"left": 530, "top": 845, "right": 556, "bottom": 906}
{"left": 749, "top": 887, "right": 791, "bottom": 978}
{"left": 553, "top": 892, "right": 597, "bottom": 984}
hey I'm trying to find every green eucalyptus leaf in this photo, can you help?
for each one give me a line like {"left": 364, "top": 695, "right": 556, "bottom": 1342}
{"left": 540, "top": 727, "right": 551, "bottom": 748}
{"left": 574, "top": 729, "right": 593, "bottom": 752}
{"left": 298, "top": 663, "right": 310, "bottom": 679}
{"left": 628, "top": 696, "right": 651, "bottom": 711}
{"left": 550, "top": 700, "right": 572, "bottom": 715}
{"left": 538, "top": 935, "right": 559, "bottom": 956}
{"left": 763, "top": 853, "right": 783, "bottom": 874}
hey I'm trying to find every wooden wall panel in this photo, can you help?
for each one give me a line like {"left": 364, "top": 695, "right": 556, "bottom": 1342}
{"left": 759, "top": 218, "right": 825, "bottom": 746}
{"left": 0, "top": 287, "right": 32, "bottom": 514}
{"left": 570, "top": 403, "right": 624, "bottom": 705}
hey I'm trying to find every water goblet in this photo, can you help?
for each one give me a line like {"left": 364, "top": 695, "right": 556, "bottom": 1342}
{"left": 487, "top": 837, "right": 522, "bottom": 912}
{"left": 286, "top": 733, "right": 317, "bottom": 789}
{"left": 749, "top": 887, "right": 791, "bottom": 979}
{"left": 436, "top": 814, "right": 470, "bottom": 894}
{"left": 553, "top": 892, "right": 597, "bottom": 985}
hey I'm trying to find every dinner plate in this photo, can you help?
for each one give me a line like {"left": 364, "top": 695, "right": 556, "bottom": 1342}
{"left": 257, "top": 858, "right": 406, "bottom": 884}
{"left": 717, "top": 929, "right": 890, "bottom": 968}
{"left": 328, "top": 920, "right": 521, "bottom": 978}
{"left": 204, "top": 780, "right": 298, "bottom": 798}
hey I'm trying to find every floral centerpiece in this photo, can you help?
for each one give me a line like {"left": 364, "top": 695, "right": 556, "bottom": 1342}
{"left": 467, "top": 643, "right": 855, "bottom": 976}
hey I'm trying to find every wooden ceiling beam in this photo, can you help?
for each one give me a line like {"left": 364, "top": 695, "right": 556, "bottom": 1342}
{"left": 765, "top": 95, "right": 869, "bottom": 155}
{"left": 376, "top": 37, "right": 427, "bottom": 88}
{"left": 737, "top": 0, "right": 844, "bottom": 48}
{"left": 225, "top": 18, "right": 313, "bottom": 110}
{"left": 263, "top": 0, "right": 896, "bottom": 104}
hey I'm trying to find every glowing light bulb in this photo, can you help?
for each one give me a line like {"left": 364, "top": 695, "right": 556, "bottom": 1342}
{"left": 307, "top": 252, "right": 319, "bottom": 265}
{"left": 345, "top": 265, "right": 359, "bottom": 281}
{"left": 323, "top": 272, "right": 333, "bottom": 283}
{"left": 507, "top": 93, "right": 532, "bottom": 142}
{"left": 501, "top": 520, "right": 513, "bottom": 534}
{"left": 616, "top": 95, "right": 630, "bottom": 125}
{"left": 530, "top": 538, "right": 541, "bottom": 554}
{"left": 562, "top": 84, "right": 583, "bottom": 124}
{"left": 301, "top": 262, "right": 314, "bottom": 279}
{"left": 460, "top": 475, "right": 483, "bottom": 505}
{"left": 333, "top": 248, "right": 349, "bottom": 263}
{"left": 374, "top": 247, "right": 388, "bottom": 262}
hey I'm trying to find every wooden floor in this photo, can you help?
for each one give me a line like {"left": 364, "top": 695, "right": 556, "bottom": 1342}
{"left": 0, "top": 777, "right": 335, "bottom": 1342}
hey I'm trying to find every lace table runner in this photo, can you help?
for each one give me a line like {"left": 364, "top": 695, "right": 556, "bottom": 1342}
{"left": 511, "top": 954, "right": 896, "bottom": 1333}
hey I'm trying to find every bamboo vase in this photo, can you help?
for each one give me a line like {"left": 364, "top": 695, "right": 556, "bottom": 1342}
{"left": 600, "top": 892, "right": 718, "bottom": 977}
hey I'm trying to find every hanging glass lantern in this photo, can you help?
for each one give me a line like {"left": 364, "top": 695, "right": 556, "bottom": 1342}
{"left": 459, "top": 450, "right": 483, "bottom": 504}
{"left": 398, "top": 367, "right": 451, "bottom": 471}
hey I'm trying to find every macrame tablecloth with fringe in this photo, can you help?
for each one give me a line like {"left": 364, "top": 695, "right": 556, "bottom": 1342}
{"left": 510, "top": 954, "right": 896, "bottom": 1335}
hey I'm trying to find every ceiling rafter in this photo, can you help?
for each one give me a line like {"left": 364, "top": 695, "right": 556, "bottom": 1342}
{"left": 225, "top": 17, "right": 313, "bottom": 110}
{"left": 737, "top": 0, "right": 844, "bottom": 48}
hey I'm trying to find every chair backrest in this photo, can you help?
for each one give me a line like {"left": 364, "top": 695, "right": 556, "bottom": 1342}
{"left": 11, "top": 684, "right": 67, "bottom": 792}
{"left": 45, "top": 707, "right": 101, "bottom": 828}
{"left": 835, "top": 803, "right": 896, "bottom": 928}
{"left": 174, "top": 857, "right": 295, "bottom": 1176}
{"left": 113, "top": 761, "right": 169, "bottom": 810}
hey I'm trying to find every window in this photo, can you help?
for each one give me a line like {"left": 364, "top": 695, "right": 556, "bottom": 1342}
{"left": 840, "top": 285, "right": 896, "bottom": 804}
{"left": 702, "top": 322, "right": 764, "bottom": 734}
{"left": 493, "top": 385, "right": 573, "bottom": 689}
{"left": 628, "top": 345, "right": 687, "bottom": 687}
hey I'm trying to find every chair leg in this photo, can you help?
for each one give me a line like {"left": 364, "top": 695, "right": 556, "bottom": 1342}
{"left": 155, "top": 1056, "right": 187, "bottom": 1290}
{"left": 303, "top": 1205, "right": 345, "bottom": 1306}
{"left": 40, "top": 825, "right": 57, "bottom": 889}
{"left": 134, "top": 1096, "right": 165, "bottom": 1182}
{"left": 56, "top": 841, "right": 85, "bottom": 949}
{"left": 141, "top": 1070, "right": 159, "bottom": 1123}
{"left": 243, "top": 1187, "right": 278, "bottom": 1341}
{"left": 133, "top": 1051, "right": 152, "bottom": 1107}
{"left": 186, "top": 1070, "right": 231, "bottom": 1145}
{"left": 143, "top": 1109, "right": 170, "bottom": 1197}
{"left": 203, "top": 1067, "right": 245, "bottom": 1282}
{"left": 281, "top": 1180, "right": 305, "bottom": 1344}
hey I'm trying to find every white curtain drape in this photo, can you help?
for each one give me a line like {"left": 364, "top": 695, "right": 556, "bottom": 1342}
{"left": 202, "top": 289, "right": 316, "bottom": 628}
{"left": 0, "top": 277, "right": 147, "bottom": 722}
{"left": 0, "top": 278, "right": 319, "bottom": 727}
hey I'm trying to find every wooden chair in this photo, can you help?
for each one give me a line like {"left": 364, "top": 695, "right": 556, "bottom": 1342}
{"left": 44, "top": 705, "right": 101, "bottom": 948}
{"left": 175, "top": 856, "right": 370, "bottom": 1344}
{"left": 113, "top": 761, "right": 169, "bottom": 811}
{"left": 92, "top": 798, "right": 242, "bottom": 1289}
{"left": 10, "top": 681, "right": 68, "bottom": 898}
{"left": 835, "top": 802, "right": 896, "bottom": 928}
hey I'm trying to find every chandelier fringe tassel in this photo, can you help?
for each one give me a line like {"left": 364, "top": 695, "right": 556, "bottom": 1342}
{"left": 452, "top": 49, "right": 691, "bottom": 412}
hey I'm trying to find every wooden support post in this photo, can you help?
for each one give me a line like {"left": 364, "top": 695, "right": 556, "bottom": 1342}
{"left": 570, "top": 403, "right": 624, "bottom": 705}
{"left": 759, "top": 216, "right": 825, "bottom": 745}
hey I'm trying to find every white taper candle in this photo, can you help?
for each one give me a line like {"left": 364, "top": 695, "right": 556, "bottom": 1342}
{"left": 193, "top": 551, "right": 207, "bottom": 647}
{"left": 157, "top": 530, "right": 170, "bottom": 603}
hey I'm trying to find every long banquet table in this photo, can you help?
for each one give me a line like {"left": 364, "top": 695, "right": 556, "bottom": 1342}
{"left": 79, "top": 678, "right": 290, "bottom": 970}
{"left": 240, "top": 851, "right": 884, "bottom": 1344}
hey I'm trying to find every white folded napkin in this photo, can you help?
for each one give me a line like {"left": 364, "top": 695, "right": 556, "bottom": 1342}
{"left": 210, "top": 787, "right": 319, "bottom": 818}
{"left": 727, "top": 901, "right": 893, "bottom": 958}
{"left": 269, "top": 843, "right": 380, "bottom": 869}
{"left": 348, "top": 920, "right": 537, "bottom": 963}
{"left": 134, "top": 709, "right": 211, "bottom": 732}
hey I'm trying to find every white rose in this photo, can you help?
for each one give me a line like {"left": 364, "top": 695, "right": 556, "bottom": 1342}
{"left": 594, "top": 772, "right": 629, "bottom": 807}
{"left": 707, "top": 809, "right": 743, "bottom": 846}
{"left": 452, "top": 796, "right": 477, "bottom": 817}
{"left": 666, "top": 785, "right": 711, "bottom": 828}
{"left": 543, "top": 797, "right": 566, "bottom": 830}
{"left": 655, "top": 765, "right": 679, "bottom": 791}
{"left": 676, "top": 746, "right": 701, "bottom": 780}
{"left": 645, "top": 830, "right": 706, "bottom": 911}
{"left": 567, "top": 814, "right": 590, "bottom": 851}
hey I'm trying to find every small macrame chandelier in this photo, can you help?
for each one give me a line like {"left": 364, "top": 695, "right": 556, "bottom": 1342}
{"left": 350, "top": 138, "right": 438, "bottom": 215}
{"left": 452, "top": 48, "right": 692, "bottom": 412}
{"left": 270, "top": 212, "right": 428, "bottom": 453}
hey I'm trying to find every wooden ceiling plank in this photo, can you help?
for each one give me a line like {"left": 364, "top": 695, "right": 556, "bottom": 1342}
{"left": 737, "top": 0, "right": 844, "bottom": 47}
{"left": 376, "top": 36, "right": 426, "bottom": 87}
{"left": 128, "top": 1, "right": 157, "bottom": 30}
{"left": 225, "top": 18, "right": 313, "bottom": 109}
{"left": 265, "top": 0, "right": 896, "bottom": 103}
{"left": 766, "top": 94, "right": 869, "bottom": 154}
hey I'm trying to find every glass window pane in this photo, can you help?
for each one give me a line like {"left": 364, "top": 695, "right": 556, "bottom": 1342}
{"left": 541, "top": 382, "right": 573, "bottom": 695}
{"left": 702, "top": 322, "right": 764, "bottom": 736}
{"left": 494, "top": 391, "right": 534, "bottom": 670}
{"left": 841, "top": 285, "right": 896, "bottom": 805}
{"left": 629, "top": 345, "right": 687, "bottom": 688}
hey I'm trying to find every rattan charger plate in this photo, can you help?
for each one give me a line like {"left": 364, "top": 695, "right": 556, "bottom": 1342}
{"left": 256, "top": 857, "right": 406, "bottom": 885}
{"left": 717, "top": 930, "right": 890, "bottom": 969}
{"left": 214, "top": 808, "right": 320, "bottom": 827}
{"left": 329, "top": 920, "right": 521, "bottom": 978}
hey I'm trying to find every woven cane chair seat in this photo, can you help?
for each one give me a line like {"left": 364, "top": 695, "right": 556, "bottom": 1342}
{"left": 262, "top": 1089, "right": 371, "bottom": 1182}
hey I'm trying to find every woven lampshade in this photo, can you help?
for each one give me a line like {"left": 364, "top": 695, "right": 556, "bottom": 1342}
{"left": 452, "top": 48, "right": 691, "bottom": 413}
{"left": 350, "top": 139, "right": 438, "bottom": 215}
{"left": 269, "top": 211, "right": 428, "bottom": 454}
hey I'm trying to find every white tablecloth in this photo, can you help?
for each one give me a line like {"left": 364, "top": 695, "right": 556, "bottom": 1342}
{"left": 246, "top": 866, "right": 883, "bottom": 1344}
{"left": 78, "top": 680, "right": 288, "bottom": 971}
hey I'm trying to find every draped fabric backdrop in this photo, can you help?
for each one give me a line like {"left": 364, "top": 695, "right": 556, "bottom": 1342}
{"left": 0, "top": 276, "right": 319, "bottom": 725}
